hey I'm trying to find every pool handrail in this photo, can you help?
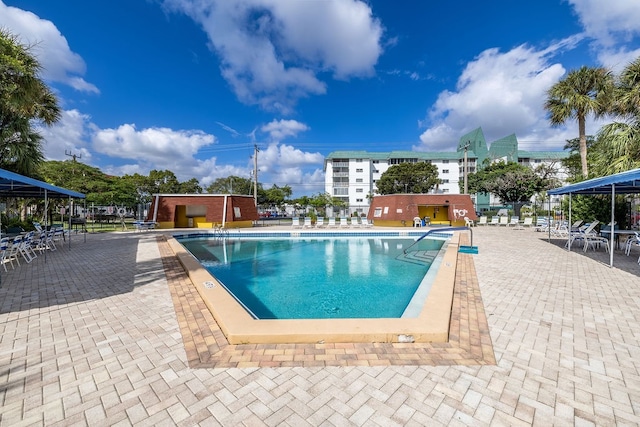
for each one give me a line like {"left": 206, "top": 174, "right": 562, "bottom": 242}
{"left": 404, "top": 226, "right": 472, "bottom": 254}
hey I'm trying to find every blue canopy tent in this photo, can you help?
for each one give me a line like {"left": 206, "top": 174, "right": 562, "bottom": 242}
{"left": 0, "top": 169, "right": 86, "bottom": 278}
{"left": 547, "top": 167, "right": 640, "bottom": 267}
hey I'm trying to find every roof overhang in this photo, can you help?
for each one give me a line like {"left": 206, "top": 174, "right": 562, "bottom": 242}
{"left": 547, "top": 168, "right": 640, "bottom": 195}
{"left": 0, "top": 168, "right": 85, "bottom": 199}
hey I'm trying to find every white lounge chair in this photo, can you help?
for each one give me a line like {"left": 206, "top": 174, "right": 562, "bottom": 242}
{"left": 512, "top": 216, "right": 533, "bottom": 230}
{"left": 477, "top": 216, "right": 488, "bottom": 226}
{"left": 339, "top": 217, "right": 349, "bottom": 228}
{"left": 566, "top": 220, "right": 599, "bottom": 249}
{"left": 303, "top": 217, "right": 313, "bottom": 228}
{"left": 327, "top": 217, "right": 337, "bottom": 228}
{"left": 498, "top": 216, "right": 509, "bottom": 226}
{"left": 361, "top": 217, "right": 372, "bottom": 228}
{"left": 291, "top": 217, "right": 302, "bottom": 229}
{"left": 489, "top": 216, "right": 499, "bottom": 226}
{"left": 507, "top": 216, "right": 519, "bottom": 227}
{"left": 315, "top": 217, "right": 325, "bottom": 228}
{"left": 413, "top": 217, "right": 423, "bottom": 227}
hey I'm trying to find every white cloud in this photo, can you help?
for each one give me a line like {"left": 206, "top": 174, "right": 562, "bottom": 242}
{"left": 568, "top": 0, "right": 640, "bottom": 47}
{"left": 93, "top": 124, "right": 215, "bottom": 163}
{"left": 161, "top": 0, "right": 383, "bottom": 112}
{"left": 41, "top": 109, "right": 322, "bottom": 196}
{"left": 260, "top": 119, "right": 309, "bottom": 141}
{"left": 568, "top": 0, "right": 640, "bottom": 72}
{"left": 0, "top": 1, "right": 99, "bottom": 93}
{"left": 417, "top": 38, "right": 583, "bottom": 151}
{"left": 38, "top": 109, "right": 94, "bottom": 161}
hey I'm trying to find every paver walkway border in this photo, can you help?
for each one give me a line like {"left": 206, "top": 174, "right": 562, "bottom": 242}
{"left": 158, "top": 234, "right": 496, "bottom": 368}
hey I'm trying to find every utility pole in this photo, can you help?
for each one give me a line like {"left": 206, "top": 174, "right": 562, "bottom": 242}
{"left": 253, "top": 144, "right": 259, "bottom": 206}
{"left": 65, "top": 150, "right": 81, "bottom": 162}
{"left": 462, "top": 141, "right": 470, "bottom": 194}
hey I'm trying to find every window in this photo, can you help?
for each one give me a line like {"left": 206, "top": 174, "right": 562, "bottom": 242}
{"left": 374, "top": 208, "right": 382, "bottom": 217}
{"left": 373, "top": 160, "right": 379, "bottom": 164}
{"left": 356, "top": 198, "right": 363, "bottom": 203}
{"left": 442, "top": 169, "right": 449, "bottom": 174}
{"left": 334, "top": 188, "right": 348, "bottom": 195}
{"left": 441, "top": 179, "right": 449, "bottom": 183}
{"left": 356, "top": 168, "right": 363, "bottom": 173}
{"left": 356, "top": 188, "right": 363, "bottom": 193}
{"left": 383, "top": 207, "right": 389, "bottom": 214}
{"left": 356, "top": 178, "right": 363, "bottom": 183}
{"left": 356, "top": 158, "right": 363, "bottom": 162}
{"left": 442, "top": 159, "right": 449, "bottom": 163}
{"left": 234, "top": 207, "right": 241, "bottom": 217}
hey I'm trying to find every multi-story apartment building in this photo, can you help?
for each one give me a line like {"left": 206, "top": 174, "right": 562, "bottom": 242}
{"left": 324, "top": 127, "right": 569, "bottom": 216}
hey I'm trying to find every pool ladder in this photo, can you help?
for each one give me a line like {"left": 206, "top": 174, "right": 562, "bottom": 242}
{"left": 403, "top": 226, "right": 472, "bottom": 254}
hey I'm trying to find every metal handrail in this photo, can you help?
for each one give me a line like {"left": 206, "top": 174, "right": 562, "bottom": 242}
{"left": 404, "top": 226, "right": 472, "bottom": 254}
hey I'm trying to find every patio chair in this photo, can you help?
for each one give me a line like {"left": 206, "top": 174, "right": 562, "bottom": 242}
{"left": 327, "top": 217, "right": 337, "bottom": 228}
{"left": 488, "top": 216, "right": 500, "bottom": 226}
{"left": 302, "top": 217, "right": 313, "bottom": 228}
{"left": 507, "top": 216, "right": 520, "bottom": 227}
{"left": 566, "top": 221, "right": 599, "bottom": 249}
{"left": 498, "top": 216, "right": 509, "bottom": 226}
{"left": 339, "top": 217, "right": 350, "bottom": 228}
{"left": 476, "top": 216, "right": 488, "bottom": 226}
{"left": 315, "top": 217, "right": 325, "bottom": 228}
{"left": 624, "top": 232, "right": 640, "bottom": 256}
{"left": 413, "top": 217, "right": 423, "bottom": 227}
{"left": 291, "top": 217, "right": 302, "bottom": 229}
{"left": 464, "top": 217, "right": 474, "bottom": 227}
{"left": 0, "top": 237, "right": 18, "bottom": 271}
{"left": 361, "top": 217, "right": 373, "bottom": 228}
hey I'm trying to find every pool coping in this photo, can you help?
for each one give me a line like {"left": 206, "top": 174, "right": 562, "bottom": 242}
{"left": 167, "top": 231, "right": 459, "bottom": 344}
{"left": 157, "top": 232, "right": 496, "bottom": 367}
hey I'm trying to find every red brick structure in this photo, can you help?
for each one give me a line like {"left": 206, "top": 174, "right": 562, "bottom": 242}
{"left": 147, "top": 194, "right": 258, "bottom": 229}
{"left": 367, "top": 194, "right": 477, "bottom": 227}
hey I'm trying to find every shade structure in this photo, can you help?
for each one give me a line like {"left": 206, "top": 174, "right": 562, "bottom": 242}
{"left": 547, "top": 168, "right": 640, "bottom": 267}
{"left": 0, "top": 168, "right": 85, "bottom": 199}
{"left": 548, "top": 168, "right": 640, "bottom": 195}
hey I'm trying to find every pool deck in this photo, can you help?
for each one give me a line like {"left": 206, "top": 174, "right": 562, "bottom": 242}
{"left": 1, "top": 226, "right": 639, "bottom": 425}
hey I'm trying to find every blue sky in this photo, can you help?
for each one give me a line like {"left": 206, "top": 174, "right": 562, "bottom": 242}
{"left": 2, "top": 0, "right": 640, "bottom": 197}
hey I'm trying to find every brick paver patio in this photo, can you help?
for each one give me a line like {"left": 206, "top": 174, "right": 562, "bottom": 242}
{"left": 1, "top": 226, "right": 639, "bottom": 425}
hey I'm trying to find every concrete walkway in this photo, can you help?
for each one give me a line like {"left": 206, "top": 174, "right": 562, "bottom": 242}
{"left": 1, "top": 226, "right": 639, "bottom": 426}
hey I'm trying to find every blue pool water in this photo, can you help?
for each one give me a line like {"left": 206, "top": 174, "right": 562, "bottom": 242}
{"left": 180, "top": 236, "right": 445, "bottom": 319}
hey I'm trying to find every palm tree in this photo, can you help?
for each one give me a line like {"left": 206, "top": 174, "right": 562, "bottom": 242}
{"left": 0, "top": 29, "right": 61, "bottom": 175}
{"left": 544, "top": 66, "right": 614, "bottom": 178}
{"left": 591, "top": 57, "right": 640, "bottom": 175}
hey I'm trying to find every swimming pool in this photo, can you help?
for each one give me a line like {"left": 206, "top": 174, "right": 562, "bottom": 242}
{"left": 179, "top": 236, "right": 445, "bottom": 319}
{"left": 167, "top": 230, "right": 463, "bottom": 344}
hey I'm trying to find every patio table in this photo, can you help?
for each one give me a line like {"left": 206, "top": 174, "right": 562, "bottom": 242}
{"left": 599, "top": 229, "right": 637, "bottom": 250}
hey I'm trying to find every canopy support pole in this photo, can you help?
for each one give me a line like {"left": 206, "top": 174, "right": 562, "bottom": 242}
{"left": 610, "top": 185, "right": 615, "bottom": 267}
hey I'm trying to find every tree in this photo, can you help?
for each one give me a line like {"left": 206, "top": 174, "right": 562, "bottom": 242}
{"left": 263, "top": 184, "right": 292, "bottom": 211}
{"left": 178, "top": 178, "right": 203, "bottom": 194}
{"left": 467, "top": 161, "right": 555, "bottom": 215}
{"left": 148, "top": 170, "right": 181, "bottom": 194}
{"left": 591, "top": 57, "right": 640, "bottom": 176}
{"left": 544, "top": 65, "right": 614, "bottom": 178}
{"left": 376, "top": 162, "right": 440, "bottom": 195}
{"left": 562, "top": 136, "right": 597, "bottom": 181}
{"left": 206, "top": 176, "right": 255, "bottom": 195}
{"left": 0, "top": 30, "right": 61, "bottom": 175}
